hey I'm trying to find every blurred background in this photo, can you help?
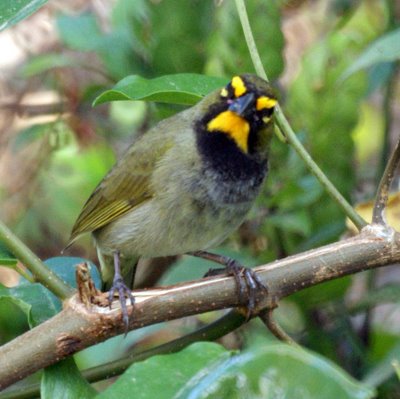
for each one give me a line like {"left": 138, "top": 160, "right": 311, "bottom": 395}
{"left": 0, "top": 0, "right": 399, "bottom": 396}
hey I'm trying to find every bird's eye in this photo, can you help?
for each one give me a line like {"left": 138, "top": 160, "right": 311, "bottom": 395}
{"left": 220, "top": 87, "right": 229, "bottom": 98}
{"left": 262, "top": 116, "right": 271, "bottom": 124}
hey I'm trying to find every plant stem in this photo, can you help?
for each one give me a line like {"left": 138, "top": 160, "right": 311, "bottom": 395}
{"left": 14, "top": 264, "right": 34, "bottom": 283}
{"left": 372, "top": 136, "right": 400, "bottom": 225}
{"left": 0, "top": 220, "right": 74, "bottom": 299}
{"left": 275, "top": 107, "right": 367, "bottom": 230}
{"left": 234, "top": 0, "right": 267, "bottom": 81}
{"left": 234, "top": 0, "right": 367, "bottom": 231}
{"left": 378, "top": 66, "right": 397, "bottom": 182}
{"left": 258, "top": 308, "right": 298, "bottom": 346}
{"left": 364, "top": 57, "right": 398, "bottom": 348}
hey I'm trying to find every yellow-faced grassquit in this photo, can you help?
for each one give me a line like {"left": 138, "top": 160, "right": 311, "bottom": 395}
{"left": 69, "top": 74, "right": 277, "bottom": 327}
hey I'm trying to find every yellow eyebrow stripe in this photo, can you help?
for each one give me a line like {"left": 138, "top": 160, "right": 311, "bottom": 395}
{"left": 231, "top": 76, "right": 247, "bottom": 97}
{"left": 256, "top": 96, "right": 277, "bottom": 111}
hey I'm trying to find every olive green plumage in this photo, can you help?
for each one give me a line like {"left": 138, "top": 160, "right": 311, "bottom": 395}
{"left": 69, "top": 74, "right": 277, "bottom": 287}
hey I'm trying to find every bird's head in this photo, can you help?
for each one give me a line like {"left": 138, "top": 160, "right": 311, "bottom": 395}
{"left": 197, "top": 74, "right": 277, "bottom": 155}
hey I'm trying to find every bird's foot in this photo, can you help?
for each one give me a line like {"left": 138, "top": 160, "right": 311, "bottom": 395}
{"left": 224, "top": 258, "right": 268, "bottom": 319}
{"left": 108, "top": 277, "right": 134, "bottom": 333}
{"left": 109, "top": 251, "right": 134, "bottom": 334}
{"left": 191, "top": 251, "right": 268, "bottom": 319}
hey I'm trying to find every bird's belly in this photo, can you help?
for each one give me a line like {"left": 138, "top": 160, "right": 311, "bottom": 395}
{"left": 94, "top": 196, "right": 251, "bottom": 258}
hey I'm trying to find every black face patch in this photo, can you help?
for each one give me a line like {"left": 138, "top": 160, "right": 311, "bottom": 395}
{"left": 196, "top": 128, "right": 267, "bottom": 185}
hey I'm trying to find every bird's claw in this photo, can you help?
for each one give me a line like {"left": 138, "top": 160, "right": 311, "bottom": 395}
{"left": 225, "top": 260, "right": 268, "bottom": 319}
{"left": 202, "top": 258, "right": 268, "bottom": 319}
{"left": 108, "top": 277, "right": 134, "bottom": 333}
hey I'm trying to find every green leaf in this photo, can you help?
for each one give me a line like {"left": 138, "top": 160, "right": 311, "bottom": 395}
{"left": 41, "top": 357, "right": 97, "bottom": 399}
{"left": 98, "top": 342, "right": 375, "bottom": 399}
{"left": 12, "top": 123, "right": 52, "bottom": 151}
{"left": 0, "top": 257, "right": 99, "bottom": 327}
{"left": 342, "top": 29, "right": 400, "bottom": 79}
{"left": 0, "top": 283, "right": 59, "bottom": 327}
{"left": 0, "top": 296, "right": 29, "bottom": 341}
{"left": 394, "top": 361, "right": 400, "bottom": 381}
{"left": 268, "top": 210, "right": 312, "bottom": 236}
{"left": 56, "top": 12, "right": 136, "bottom": 79}
{"left": 0, "top": 0, "right": 48, "bottom": 32}
{"left": 0, "top": 241, "right": 17, "bottom": 266}
{"left": 119, "top": 1, "right": 215, "bottom": 78}
{"left": 56, "top": 13, "right": 102, "bottom": 52}
{"left": 93, "top": 74, "right": 228, "bottom": 106}
{"left": 12, "top": 120, "right": 74, "bottom": 153}
{"left": 43, "top": 257, "right": 101, "bottom": 290}
{"left": 21, "top": 53, "right": 76, "bottom": 77}
{"left": 292, "top": 277, "right": 351, "bottom": 309}
{"left": 363, "top": 341, "right": 400, "bottom": 387}
{"left": 97, "top": 342, "right": 231, "bottom": 399}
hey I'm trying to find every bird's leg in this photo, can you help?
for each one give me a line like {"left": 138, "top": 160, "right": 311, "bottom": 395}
{"left": 108, "top": 251, "right": 135, "bottom": 333}
{"left": 189, "top": 250, "right": 268, "bottom": 319}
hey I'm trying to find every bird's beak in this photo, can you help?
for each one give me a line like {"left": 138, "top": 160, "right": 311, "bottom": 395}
{"left": 228, "top": 93, "right": 255, "bottom": 116}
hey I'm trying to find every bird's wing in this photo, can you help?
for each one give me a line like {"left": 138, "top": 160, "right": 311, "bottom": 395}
{"left": 69, "top": 132, "right": 174, "bottom": 242}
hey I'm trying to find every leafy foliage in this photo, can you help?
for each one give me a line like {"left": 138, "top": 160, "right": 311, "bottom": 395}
{"left": 98, "top": 342, "right": 375, "bottom": 399}
{"left": 41, "top": 358, "right": 97, "bottom": 399}
{"left": 93, "top": 74, "right": 228, "bottom": 106}
{"left": 0, "top": 0, "right": 47, "bottom": 32}
{"left": 0, "top": 258, "right": 100, "bottom": 329}
{"left": 0, "top": 242, "right": 17, "bottom": 267}
{"left": 342, "top": 28, "right": 400, "bottom": 79}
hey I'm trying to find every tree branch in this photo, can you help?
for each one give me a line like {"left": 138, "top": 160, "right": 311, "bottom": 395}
{"left": 0, "top": 225, "right": 399, "bottom": 390}
{"left": 1, "top": 310, "right": 246, "bottom": 399}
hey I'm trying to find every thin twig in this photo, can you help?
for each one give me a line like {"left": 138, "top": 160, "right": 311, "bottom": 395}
{"left": 361, "top": 63, "right": 398, "bottom": 349}
{"left": 275, "top": 108, "right": 367, "bottom": 230}
{"left": 377, "top": 65, "right": 398, "bottom": 181}
{"left": 13, "top": 264, "right": 34, "bottom": 283}
{"left": 0, "top": 102, "right": 67, "bottom": 117}
{"left": 0, "top": 220, "right": 74, "bottom": 299}
{"left": 372, "top": 136, "right": 400, "bottom": 224}
{"left": 258, "top": 308, "right": 298, "bottom": 346}
{"left": 372, "top": 55, "right": 400, "bottom": 225}
{"left": 234, "top": 0, "right": 367, "bottom": 231}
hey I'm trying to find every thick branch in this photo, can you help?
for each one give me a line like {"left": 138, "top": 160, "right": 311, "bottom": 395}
{"left": 0, "top": 225, "right": 399, "bottom": 390}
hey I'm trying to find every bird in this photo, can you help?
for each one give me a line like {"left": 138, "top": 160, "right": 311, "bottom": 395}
{"left": 69, "top": 74, "right": 277, "bottom": 329}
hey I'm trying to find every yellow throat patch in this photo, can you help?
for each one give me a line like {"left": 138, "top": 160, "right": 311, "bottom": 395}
{"left": 207, "top": 110, "right": 250, "bottom": 153}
